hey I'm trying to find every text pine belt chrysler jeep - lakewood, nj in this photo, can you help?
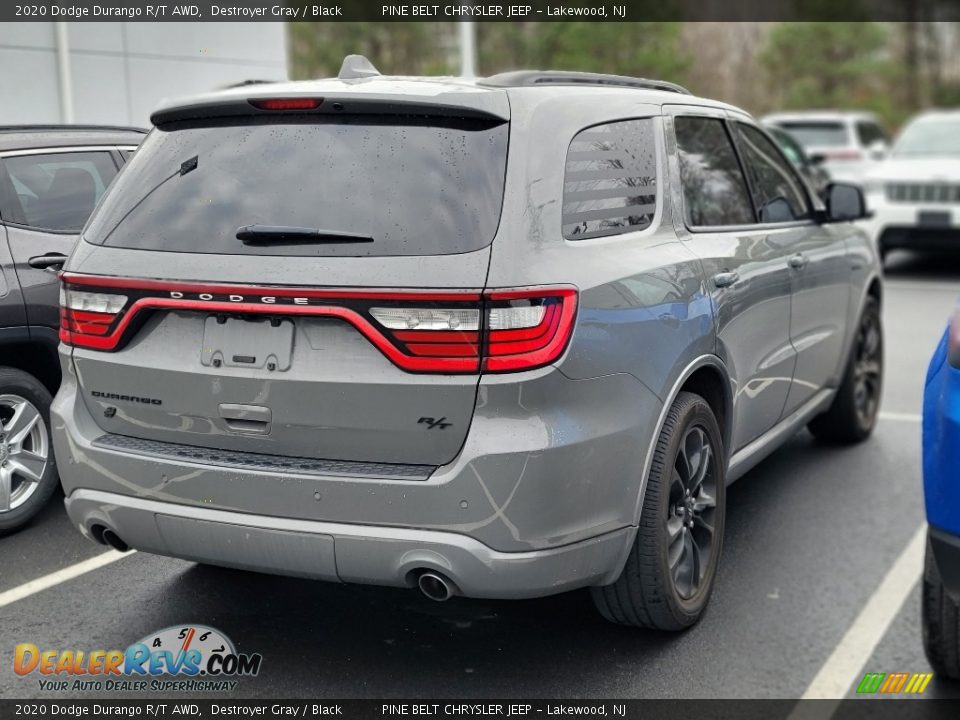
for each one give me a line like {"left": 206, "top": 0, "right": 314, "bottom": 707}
{"left": 52, "top": 56, "right": 883, "bottom": 630}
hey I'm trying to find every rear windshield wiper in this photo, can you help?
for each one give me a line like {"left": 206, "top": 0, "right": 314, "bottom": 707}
{"left": 237, "top": 225, "right": 374, "bottom": 245}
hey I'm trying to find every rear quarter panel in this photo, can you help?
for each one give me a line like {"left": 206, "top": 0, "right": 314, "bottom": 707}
{"left": 485, "top": 91, "right": 720, "bottom": 537}
{"left": 487, "top": 90, "right": 716, "bottom": 396}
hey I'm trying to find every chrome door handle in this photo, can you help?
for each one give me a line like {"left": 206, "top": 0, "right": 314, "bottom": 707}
{"left": 712, "top": 271, "right": 740, "bottom": 288}
{"left": 788, "top": 253, "right": 809, "bottom": 270}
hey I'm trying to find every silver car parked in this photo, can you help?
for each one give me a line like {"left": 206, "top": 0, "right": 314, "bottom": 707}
{"left": 51, "top": 58, "right": 883, "bottom": 630}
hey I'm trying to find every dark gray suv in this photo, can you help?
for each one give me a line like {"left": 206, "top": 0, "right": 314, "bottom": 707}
{"left": 0, "top": 125, "right": 143, "bottom": 532}
{"left": 52, "top": 61, "right": 883, "bottom": 629}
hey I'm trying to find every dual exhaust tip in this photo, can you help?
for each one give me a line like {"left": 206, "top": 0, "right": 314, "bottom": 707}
{"left": 417, "top": 571, "right": 457, "bottom": 602}
{"left": 92, "top": 526, "right": 457, "bottom": 601}
{"left": 92, "top": 525, "right": 130, "bottom": 553}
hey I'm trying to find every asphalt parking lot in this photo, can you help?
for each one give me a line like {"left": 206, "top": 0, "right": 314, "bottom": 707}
{"left": 2, "top": 250, "right": 959, "bottom": 700}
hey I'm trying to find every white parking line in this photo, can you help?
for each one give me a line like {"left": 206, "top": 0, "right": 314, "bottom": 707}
{"left": 0, "top": 550, "right": 135, "bottom": 609}
{"left": 798, "top": 523, "right": 926, "bottom": 700}
{"left": 878, "top": 411, "right": 922, "bottom": 423}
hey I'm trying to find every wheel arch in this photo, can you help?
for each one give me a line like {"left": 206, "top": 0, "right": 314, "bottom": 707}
{"left": 0, "top": 336, "right": 61, "bottom": 395}
{"left": 630, "top": 353, "right": 732, "bottom": 527}
{"left": 867, "top": 275, "right": 882, "bottom": 307}
{"left": 838, "top": 272, "right": 883, "bottom": 377}
{"left": 677, "top": 364, "right": 732, "bottom": 459}
{"left": 601, "top": 354, "right": 732, "bottom": 587}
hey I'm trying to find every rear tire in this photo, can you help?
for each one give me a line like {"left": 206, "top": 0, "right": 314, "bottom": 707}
{"left": 808, "top": 296, "right": 882, "bottom": 444}
{"left": 0, "top": 368, "right": 58, "bottom": 535}
{"left": 591, "top": 391, "right": 725, "bottom": 630}
{"left": 923, "top": 534, "right": 960, "bottom": 678}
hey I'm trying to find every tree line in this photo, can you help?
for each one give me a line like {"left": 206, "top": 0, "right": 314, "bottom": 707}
{"left": 289, "top": 22, "right": 960, "bottom": 130}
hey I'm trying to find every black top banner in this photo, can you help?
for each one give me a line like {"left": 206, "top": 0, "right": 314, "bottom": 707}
{"left": 5, "top": 0, "right": 960, "bottom": 22}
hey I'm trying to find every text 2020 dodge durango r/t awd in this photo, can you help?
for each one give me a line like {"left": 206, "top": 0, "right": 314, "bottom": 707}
{"left": 52, "top": 59, "right": 883, "bottom": 630}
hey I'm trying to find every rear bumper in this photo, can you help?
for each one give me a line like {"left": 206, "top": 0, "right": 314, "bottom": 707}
{"left": 53, "top": 349, "right": 662, "bottom": 595}
{"left": 64, "top": 489, "right": 631, "bottom": 599}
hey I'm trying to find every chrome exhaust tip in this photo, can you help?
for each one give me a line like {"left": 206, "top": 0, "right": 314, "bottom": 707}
{"left": 418, "top": 571, "right": 455, "bottom": 602}
{"left": 100, "top": 528, "right": 130, "bottom": 553}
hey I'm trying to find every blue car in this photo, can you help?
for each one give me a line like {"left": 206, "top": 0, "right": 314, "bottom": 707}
{"left": 923, "top": 313, "right": 960, "bottom": 677}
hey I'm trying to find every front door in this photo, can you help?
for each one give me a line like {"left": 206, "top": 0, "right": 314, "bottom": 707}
{"left": 730, "top": 121, "right": 850, "bottom": 413}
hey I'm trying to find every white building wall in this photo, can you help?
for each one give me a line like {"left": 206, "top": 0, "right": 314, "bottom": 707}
{"left": 0, "top": 22, "right": 288, "bottom": 127}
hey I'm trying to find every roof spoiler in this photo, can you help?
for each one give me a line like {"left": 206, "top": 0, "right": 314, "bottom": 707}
{"left": 151, "top": 96, "right": 508, "bottom": 126}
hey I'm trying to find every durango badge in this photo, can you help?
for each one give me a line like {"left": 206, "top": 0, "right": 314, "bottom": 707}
{"left": 91, "top": 391, "right": 162, "bottom": 406}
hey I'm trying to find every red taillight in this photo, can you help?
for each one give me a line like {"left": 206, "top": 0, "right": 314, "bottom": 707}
{"left": 58, "top": 274, "right": 578, "bottom": 374}
{"left": 248, "top": 98, "right": 323, "bottom": 111}
{"left": 483, "top": 289, "right": 577, "bottom": 372}
{"left": 368, "top": 289, "right": 577, "bottom": 372}
{"left": 59, "top": 286, "right": 129, "bottom": 347}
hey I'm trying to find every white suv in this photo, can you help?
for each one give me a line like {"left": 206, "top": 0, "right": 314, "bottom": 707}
{"left": 860, "top": 110, "right": 960, "bottom": 264}
{"left": 763, "top": 111, "right": 889, "bottom": 183}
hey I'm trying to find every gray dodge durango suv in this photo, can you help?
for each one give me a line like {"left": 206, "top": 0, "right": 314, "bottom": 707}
{"left": 52, "top": 58, "right": 883, "bottom": 630}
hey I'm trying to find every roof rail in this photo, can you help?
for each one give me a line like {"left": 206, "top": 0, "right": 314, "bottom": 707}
{"left": 479, "top": 70, "right": 691, "bottom": 95}
{"left": 0, "top": 124, "right": 148, "bottom": 134}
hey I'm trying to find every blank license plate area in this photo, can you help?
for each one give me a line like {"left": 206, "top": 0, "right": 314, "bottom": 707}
{"left": 201, "top": 316, "right": 295, "bottom": 371}
{"left": 918, "top": 211, "right": 951, "bottom": 228}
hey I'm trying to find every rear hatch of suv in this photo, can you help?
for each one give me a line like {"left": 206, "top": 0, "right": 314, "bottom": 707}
{"left": 60, "top": 91, "right": 519, "bottom": 470}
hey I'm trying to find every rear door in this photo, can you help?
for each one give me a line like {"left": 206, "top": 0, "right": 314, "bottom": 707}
{"left": 730, "top": 121, "right": 849, "bottom": 414}
{"left": 667, "top": 108, "right": 796, "bottom": 452}
{"left": 64, "top": 108, "right": 510, "bottom": 467}
{"left": 0, "top": 148, "right": 120, "bottom": 329}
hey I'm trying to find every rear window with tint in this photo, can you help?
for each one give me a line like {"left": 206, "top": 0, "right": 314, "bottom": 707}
{"left": 777, "top": 122, "right": 850, "bottom": 148}
{"left": 563, "top": 118, "right": 657, "bottom": 240}
{"left": 84, "top": 115, "right": 508, "bottom": 257}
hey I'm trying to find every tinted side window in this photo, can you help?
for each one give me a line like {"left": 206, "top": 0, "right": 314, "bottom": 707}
{"left": 675, "top": 116, "right": 754, "bottom": 227}
{"left": 0, "top": 151, "right": 118, "bottom": 233}
{"left": 563, "top": 118, "right": 657, "bottom": 240}
{"left": 735, "top": 124, "right": 810, "bottom": 223}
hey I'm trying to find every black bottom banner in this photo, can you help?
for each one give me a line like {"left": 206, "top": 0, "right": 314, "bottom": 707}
{"left": 2, "top": 700, "right": 960, "bottom": 720}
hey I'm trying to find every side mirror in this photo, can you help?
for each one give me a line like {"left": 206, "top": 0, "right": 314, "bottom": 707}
{"left": 825, "top": 182, "right": 868, "bottom": 222}
{"left": 809, "top": 153, "right": 827, "bottom": 166}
